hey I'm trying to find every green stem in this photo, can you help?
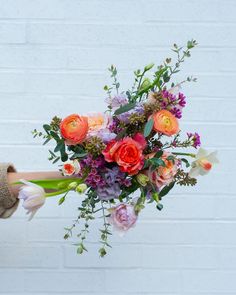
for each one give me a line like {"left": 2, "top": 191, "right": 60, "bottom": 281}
{"left": 45, "top": 189, "right": 69, "bottom": 198}
{"left": 172, "top": 152, "right": 196, "bottom": 158}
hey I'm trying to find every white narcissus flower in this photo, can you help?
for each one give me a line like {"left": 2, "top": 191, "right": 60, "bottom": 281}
{"left": 189, "top": 148, "right": 219, "bottom": 177}
{"left": 62, "top": 160, "right": 81, "bottom": 176}
{"left": 18, "top": 179, "right": 46, "bottom": 220}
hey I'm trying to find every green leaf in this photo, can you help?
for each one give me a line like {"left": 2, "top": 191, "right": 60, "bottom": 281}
{"left": 61, "top": 153, "right": 68, "bottom": 162}
{"left": 150, "top": 158, "right": 166, "bottom": 167}
{"left": 43, "top": 124, "right": 51, "bottom": 133}
{"left": 58, "top": 196, "right": 65, "bottom": 205}
{"left": 50, "top": 131, "right": 60, "bottom": 141}
{"left": 43, "top": 137, "right": 51, "bottom": 145}
{"left": 54, "top": 140, "right": 65, "bottom": 153}
{"left": 71, "top": 152, "right": 88, "bottom": 159}
{"left": 156, "top": 203, "right": 163, "bottom": 210}
{"left": 181, "top": 158, "right": 190, "bottom": 168}
{"left": 159, "top": 181, "right": 175, "bottom": 198}
{"left": 52, "top": 156, "right": 60, "bottom": 164}
{"left": 114, "top": 102, "right": 136, "bottom": 115}
{"left": 154, "top": 150, "right": 163, "bottom": 158}
{"left": 143, "top": 119, "right": 154, "bottom": 137}
{"left": 49, "top": 150, "right": 56, "bottom": 157}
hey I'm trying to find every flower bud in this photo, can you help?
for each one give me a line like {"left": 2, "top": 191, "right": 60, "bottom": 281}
{"left": 68, "top": 182, "right": 78, "bottom": 190}
{"left": 144, "top": 63, "right": 154, "bottom": 71}
{"left": 136, "top": 173, "right": 149, "bottom": 186}
{"left": 76, "top": 183, "right": 88, "bottom": 194}
{"left": 140, "top": 78, "right": 151, "bottom": 91}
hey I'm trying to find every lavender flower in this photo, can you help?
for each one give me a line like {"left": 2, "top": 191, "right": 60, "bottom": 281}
{"left": 96, "top": 167, "right": 131, "bottom": 200}
{"left": 106, "top": 93, "right": 128, "bottom": 110}
{"left": 117, "top": 103, "right": 145, "bottom": 123}
{"left": 97, "top": 183, "right": 121, "bottom": 200}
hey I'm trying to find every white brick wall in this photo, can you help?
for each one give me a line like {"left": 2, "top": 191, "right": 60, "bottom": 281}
{"left": 0, "top": 0, "right": 235, "bottom": 294}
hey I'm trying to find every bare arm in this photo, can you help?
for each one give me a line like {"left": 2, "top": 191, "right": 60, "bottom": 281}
{"left": 0, "top": 163, "right": 65, "bottom": 218}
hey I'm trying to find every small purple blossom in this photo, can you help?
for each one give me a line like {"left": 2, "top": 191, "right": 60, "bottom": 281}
{"left": 108, "top": 117, "right": 123, "bottom": 134}
{"left": 161, "top": 90, "right": 187, "bottom": 119}
{"left": 187, "top": 132, "right": 201, "bottom": 148}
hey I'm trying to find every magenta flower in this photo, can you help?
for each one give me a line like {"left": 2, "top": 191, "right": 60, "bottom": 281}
{"left": 187, "top": 132, "right": 201, "bottom": 148}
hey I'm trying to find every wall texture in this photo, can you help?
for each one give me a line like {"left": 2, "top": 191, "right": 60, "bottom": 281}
{"left": 0, "top": 0, "right": 235, "bottom": 294}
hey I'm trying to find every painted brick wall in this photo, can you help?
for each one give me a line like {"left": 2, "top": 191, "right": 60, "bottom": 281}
{"left": 0, "top": 0, "right": 235, "bottom": 294}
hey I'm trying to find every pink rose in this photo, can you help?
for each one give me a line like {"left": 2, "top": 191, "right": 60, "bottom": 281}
{"left": 147, "top": 152, "right": 178, "bottom": 188}
{"left": 109, "top": 203, "right": 138, "bottom": 231}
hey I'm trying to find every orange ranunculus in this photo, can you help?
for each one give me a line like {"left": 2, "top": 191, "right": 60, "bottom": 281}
{"left": 103, "top": 133, "right": 146, "bottom": 175}
{"left": 60, "top": 114, "right": 88, "bottom": 145}
{"left": 152, "top": 110, "right": 179, "bottom": 136}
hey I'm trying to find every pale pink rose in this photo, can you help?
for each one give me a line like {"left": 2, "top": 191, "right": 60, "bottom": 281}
{"left": 147, "top": 152, "right": 178, "bottom": 188}
{"left": 109, "top": 203, "right": 138, "bottom": 231}
{"left": 87, "top": 112, "right": 110, "bottom": 134}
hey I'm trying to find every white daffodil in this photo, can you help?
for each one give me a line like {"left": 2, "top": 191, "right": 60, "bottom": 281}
{"left": 18, "top": 180, "right": 46, "bottom": 220}
{"left": 189, "top": 148, "right": 219, "bottom": 177}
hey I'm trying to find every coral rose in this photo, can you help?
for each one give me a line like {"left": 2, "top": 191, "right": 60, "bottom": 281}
{"left": 60, "top": 114, "right": 88, "bottom": 145}
{"left": 152, "top": 110, "right": 179, "bottom": 136}
{"left": 103, "top": 133, "right": 146, "bottom": 175}
{"left": 147, "top": 152, "right": 178, "bottom": 188}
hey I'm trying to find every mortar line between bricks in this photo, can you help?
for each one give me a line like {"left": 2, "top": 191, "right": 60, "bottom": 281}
{"left": 2, "top": 20, "right": 235, "bottom": 25}
{"left": 1, "top": 68, "right": 236, "bottom": 75}
{"left": 0, "top": 43, "right": 236, "bottom": 50}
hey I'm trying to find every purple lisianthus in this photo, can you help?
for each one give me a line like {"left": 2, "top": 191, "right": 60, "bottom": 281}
{"left": 97, "top": 183, "right": 121, "bottom": 200}
{"left": 117, "top": 102, "right": 145, "bottom": 123}
{"left": 106, "top": 93, "right": 128, "bottom": 110}
{"left": 95, "top": 128, "right": 116, "bottom": 143}
{"left": 96, "top": 167, "right": 131, "bottom": 200}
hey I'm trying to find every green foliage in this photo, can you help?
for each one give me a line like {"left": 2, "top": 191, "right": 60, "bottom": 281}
{"left": 143, "top": 119, "right": 154, "bottom": 137}
{"left": 114, "top": 102, "right": 136, "bottom": 115}
{"left": 159, "top": 182, "right": 176, "bottom": 198}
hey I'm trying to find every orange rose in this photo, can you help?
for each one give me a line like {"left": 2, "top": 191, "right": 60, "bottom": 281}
{"left": 147, "top": 152, "right": 178, "bottom": 188}
{"left": 152, "top": 110, "right": 179, "bottom": 136}
{"left": 103, "top": 133, "right": 146, "bottom": 175}
{"left": 60, "top": 114, "right": 88, "bottom": 145}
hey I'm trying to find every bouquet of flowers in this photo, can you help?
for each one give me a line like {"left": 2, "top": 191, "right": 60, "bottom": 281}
{"left": 19, "top": 40, "right": 218, "bottom": 256}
